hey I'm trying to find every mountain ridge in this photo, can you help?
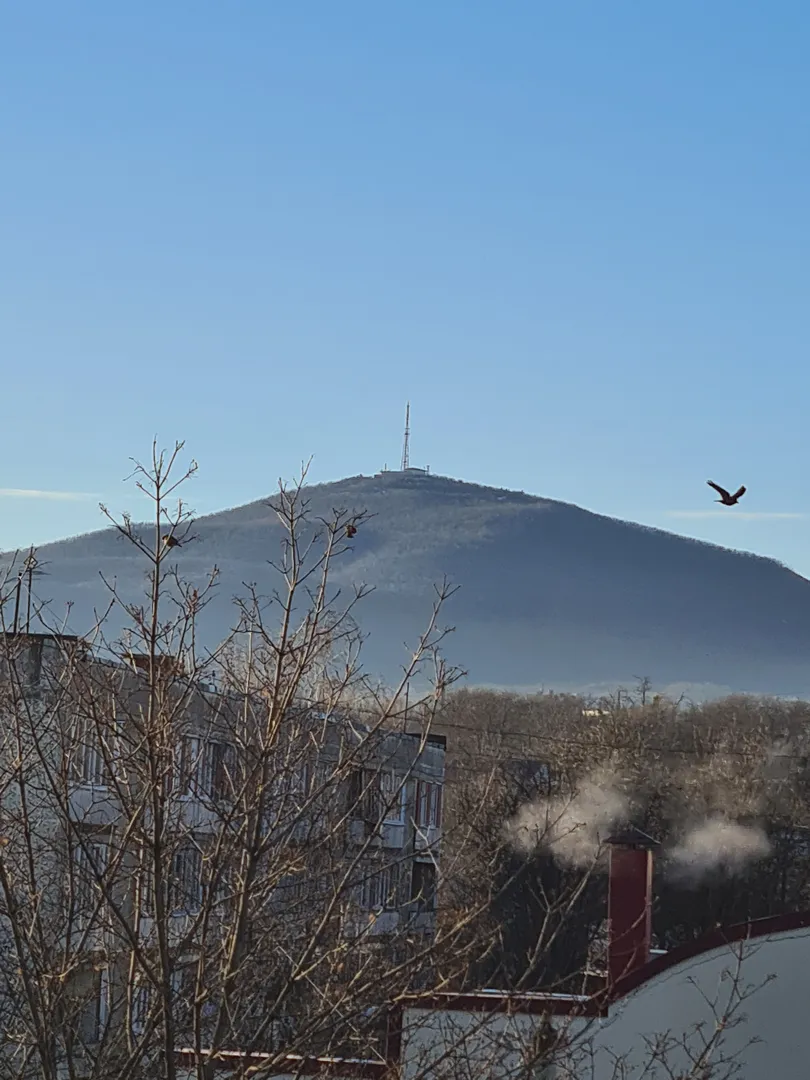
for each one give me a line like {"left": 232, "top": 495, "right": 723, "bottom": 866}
{"left": 4, "top": 471, "right": 810, "bottom": 700}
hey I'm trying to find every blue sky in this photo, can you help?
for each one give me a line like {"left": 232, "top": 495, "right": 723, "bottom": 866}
{"left": 2, "top": 3, "right": 810, "bottom": 575}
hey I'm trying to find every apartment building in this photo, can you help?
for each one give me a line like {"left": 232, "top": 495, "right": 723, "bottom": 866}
{"left": 0, "top": 631, "right": 446, "bottom": 1073}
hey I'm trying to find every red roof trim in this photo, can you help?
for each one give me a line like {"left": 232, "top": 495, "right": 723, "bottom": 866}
{"left": 171, "top": 911, "right": 810, "bottom": 1074}
{"left": 611, "top": 909, "right": 810, "bottom": 1000}
{"left": 399, "top": 911, "right": 810, "bottom": 1022}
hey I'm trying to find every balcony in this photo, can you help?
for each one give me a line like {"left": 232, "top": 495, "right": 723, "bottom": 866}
{"left": 414, "top": 824, "right": 441, "bottom": 854}
{"left": 343, "top": 909, "right": 401, "bottom": 938}
{"left": 348, "top": 818, "right": 382, "bottom": 847}
{"left": 68, "top": 782, "right": 121, "bottom": 827}
{"left": 348, "top": 817, "right": 407, "bottom": 848}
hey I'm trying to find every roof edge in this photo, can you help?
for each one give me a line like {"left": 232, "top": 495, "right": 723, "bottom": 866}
{"left": 611, "top": 908, "right": 810, "bottom": 1000}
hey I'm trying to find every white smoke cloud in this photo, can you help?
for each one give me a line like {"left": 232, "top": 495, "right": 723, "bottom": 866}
{"left": 668, "top": 817, "right": 771, "bottom": 883}
{"left": 506, "top": 768, "right": 628, "bottom": 869}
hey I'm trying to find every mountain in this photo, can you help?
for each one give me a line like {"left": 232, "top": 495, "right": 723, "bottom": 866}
{"left": 5, "top": 471, "right": 810, "bottom": 699}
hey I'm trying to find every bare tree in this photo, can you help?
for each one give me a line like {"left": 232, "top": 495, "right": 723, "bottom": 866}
{"left": 0, "top": 442, "right": 480, "bottom": 1079}
{"left": 0, "top": 444, "right": 794, "bottom": 1080}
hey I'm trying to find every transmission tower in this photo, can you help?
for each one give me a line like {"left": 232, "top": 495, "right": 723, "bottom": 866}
{"left": 401, "top": 401, "right": 410, "bottom": 471}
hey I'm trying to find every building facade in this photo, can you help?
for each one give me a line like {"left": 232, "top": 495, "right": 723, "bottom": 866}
{"left": 0, "top": 631, "right": 446, "bottom": 1075}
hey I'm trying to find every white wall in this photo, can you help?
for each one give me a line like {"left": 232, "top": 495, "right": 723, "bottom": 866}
{"left": 402, "top": 928, "right": 810, "bottom": 1079}
{"left": 581, "top": 927, "right": 810, "bottom": 1079}
{"left": 402, "top": 1006, "right": 551, "bottom": 1080}
{"left": 401, "top": 1000, "right": 596, "bottom": 1080}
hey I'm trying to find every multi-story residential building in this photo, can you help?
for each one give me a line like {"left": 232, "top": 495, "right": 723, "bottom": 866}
{"left": 0, "top": 631, "right": 446, "bottom": 1074}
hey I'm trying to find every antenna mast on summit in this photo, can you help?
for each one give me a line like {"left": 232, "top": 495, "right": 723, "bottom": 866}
{"left": 401, "top": 401, "right": 410, "bottom": 471}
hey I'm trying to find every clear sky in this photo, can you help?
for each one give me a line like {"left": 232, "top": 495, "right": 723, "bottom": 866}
{"left": 2, "top": 3, "right": 810, "bottom": 576}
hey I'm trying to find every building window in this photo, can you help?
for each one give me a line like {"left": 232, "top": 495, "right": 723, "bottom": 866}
{"left": 170, "top": 965, "right": 195, "bottom": 1037}
{"left": 170, "top": 844, "right": 203, "bottom": 914}
{"left": 198, "top": 837, "right": 231, "bottom": 908}
{"left": 131, "top": 981, "right": 151, "bottom": 1037}
{"left": 381, "top": 772, "right": 407, "bottom": 823}
{"left": 415, "top": 781, "right": 442, "bottom": 829}
{"left": 71, "top": 716, "right": 112, "bottom": 787}
{"left": 269, "top": 758, "right": 311, "bottom": 812}
{"left": 176, "top": 737, "right": 236, "bottom": 802}
{"left": 362, "top": 865, "right": 398, "bottom": 911}
{"left": 73, "top": 838, "right": 109, "bottom": 920}
{"left": 176, "top": 736, "right": 203, "bottom": 798}
{"left": 206, "top": 741, "right": 235, "bottom": 802}
{"left": 280, "top": 871, "right": 309, "bottom": 904}
{"left": 79, "top": 966, "right": 111, "bottom": 1044}
{"left": 137, "top": 855, "right": 154, "bottom": 918}
{"left": 410, "top": 861, "right": 437, "bottom": 912}
{"left": 96, "top": 967, "right": 110, "bottom": 1041}
{"left": 349, "top": 769, "right": 386, "bottom": 822}
{"left": 293, "top": 760, "right": 311, "bottom": 799}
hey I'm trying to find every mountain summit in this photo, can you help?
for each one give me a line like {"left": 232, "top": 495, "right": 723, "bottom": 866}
{"left": 8, "top": 471, "right": 810, "bottom": 699}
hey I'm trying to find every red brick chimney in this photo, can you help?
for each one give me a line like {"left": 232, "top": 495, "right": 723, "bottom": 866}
{"left": 605, "top": 827, "right": 659, "bottom": 988}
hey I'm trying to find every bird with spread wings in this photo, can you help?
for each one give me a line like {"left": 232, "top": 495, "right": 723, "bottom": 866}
{"left": 707, "top": 480, "right": 746, "bottom": 506}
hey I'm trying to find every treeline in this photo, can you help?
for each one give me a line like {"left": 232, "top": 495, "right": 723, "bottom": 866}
{"left": 437, "top": 688, "right": 810, "bottom": 991}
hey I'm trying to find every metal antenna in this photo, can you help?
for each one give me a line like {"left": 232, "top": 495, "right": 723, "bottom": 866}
{"left": 24, "top": 548, "right": 38, "bottom": 634}
{"left": 12, "top": 547, "right": 48, "bottom": 634}
{"left": 401, "top": 401, "right": 410, "bottom": 472}
{"left": 12, "top": 574, "right": 22, "bottom": 635}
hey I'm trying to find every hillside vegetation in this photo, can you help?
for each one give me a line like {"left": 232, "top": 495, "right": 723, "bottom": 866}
{"left": 4, "top": 470, "right": 810, "bottom": 697}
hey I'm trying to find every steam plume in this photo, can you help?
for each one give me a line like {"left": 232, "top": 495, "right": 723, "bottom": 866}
{"left": 668, "top": 817, "right": 771, "bottom": 883}
{"left": 506, "top": 768, "right": 628, "bottom": 868}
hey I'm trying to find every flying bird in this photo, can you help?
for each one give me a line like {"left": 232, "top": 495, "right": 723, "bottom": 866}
{"left": 707, "top": 481, "right": 746, "bottom": 506}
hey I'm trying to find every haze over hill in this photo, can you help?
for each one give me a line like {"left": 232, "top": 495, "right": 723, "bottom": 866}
{"left": 4, "top": 471, "right": 810, "bottom": 701}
